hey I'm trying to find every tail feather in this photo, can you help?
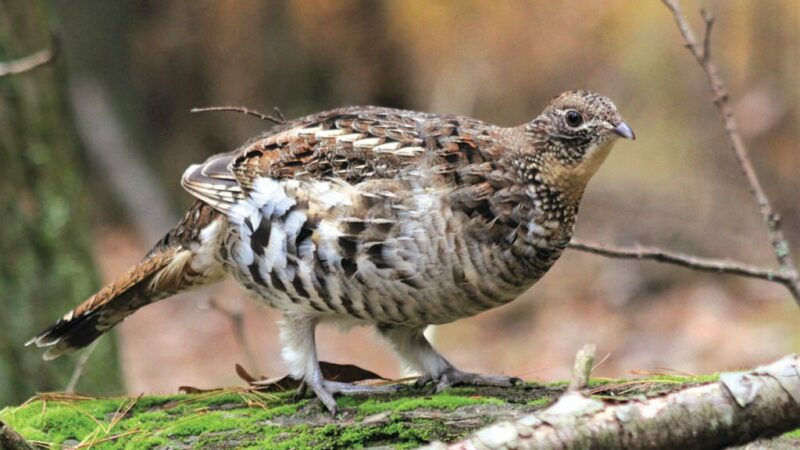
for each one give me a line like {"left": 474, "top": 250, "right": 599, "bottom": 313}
{"left": 28, "top": 241, "right": 219, "bottom": 360}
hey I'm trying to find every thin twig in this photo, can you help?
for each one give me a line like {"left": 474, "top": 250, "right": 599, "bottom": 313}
{"left": 204, "top": 297, "right": 259, "bottom": 374}
{"left": 568, "top": 240, "right": 799, "bottom": 299}
{"left": 660, "top": 0, "right": 800, "bottom": 303}
{"left": 65, "top": 341, "right": 99, "bottom": 393}
{"left": 74, "top": 429, "right": 142, "bottom": 449}
{"left": 569, "top": 240, "right": 793, "bottom": 284}
{"left": 591, "top": 352, "right": 611, "bottom": 373}
{"left": 699, "top": 9, "right": 714, "bottom": 61}
{"left": 190, "top": 106, "right": 285, "bottom": 124}
{"left": 273, "top": 106, "right": 286, "bottom": 122}
{"left": 0, "top": 38, "right": 57, "bottom": 78}
{"left": 105, "top": 395, "right": 142, "bottom": 437}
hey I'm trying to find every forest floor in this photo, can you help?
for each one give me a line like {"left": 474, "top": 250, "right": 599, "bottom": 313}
{"left": 2, "top": 374, "right": 798, "bottom": 449}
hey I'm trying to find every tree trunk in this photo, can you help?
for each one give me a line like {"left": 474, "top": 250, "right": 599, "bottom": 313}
{"left": 0, "top": 1, "right": 121, "bottom": 406}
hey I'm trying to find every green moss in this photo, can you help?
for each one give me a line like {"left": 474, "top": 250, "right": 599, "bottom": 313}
{"left": 358, "top": 394, "right": 503, "bottom": 415}
{"left": 258, "top": 424, "right": 318, "bottom": 450}
{"left": 526, "top": 397, "right": 553, "bottom": 407}
{"left": 784, "top": 428, "right": 800, "bottom": 438}
{"left": 379, "top": 419, "right": 457, "bottom": 449}
{"left": 134, "top": 394, "right": 190, "bottom": 410}
{"left": 127, "top": 436, "right": 170, "bottom": 450}
{"left": 9, "top": 425, "right": 48, "bottom": 443}
{"left": 1, "top": 398, "right": 123, "bottom": 445}
{"left": 162, "top": 411, "right": 242, "bottom": 438}
{"left": 187, "top": 392, "right": 251, "bottom": 408}
{"left": 255, "top": 418, "right": 461, "bottom": 450}
{"left": 442, "top": 387, "right": 478, "bottom": 396}
{"left": 37, "top": 408, "right": 99, "bottom": 443}
{"left": 250, "top": 400, "right": 307, "bottom": 419}
{"left": 0, "top": 376, "right": 736, "bottom": 449}
{"left": 0, "top": 388, "right": 526, "bottom": 448}
{"left": 0, "top": 392, "right": 303, "bottom": 448}
{"left": 646, "top": 373, "right": 719, "bottom": 383}
{"left": 586, "top": 378, "right": 615, "bottom": 388}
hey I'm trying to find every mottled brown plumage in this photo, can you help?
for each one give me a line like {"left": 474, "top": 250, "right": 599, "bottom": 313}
{"left": 29, "top": 90, "right": 634, "bottom": 414}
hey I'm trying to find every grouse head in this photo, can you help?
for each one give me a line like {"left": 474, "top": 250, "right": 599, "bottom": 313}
{"left": 522, "top": 90, "right": 635, "bottom": 203}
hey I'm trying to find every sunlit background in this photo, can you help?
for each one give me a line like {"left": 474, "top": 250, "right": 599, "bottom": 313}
{"left": 1, "top": 0, "right": 798, "bottom": 405}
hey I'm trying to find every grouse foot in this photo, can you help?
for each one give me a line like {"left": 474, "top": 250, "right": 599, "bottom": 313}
{"left": 416, "top": 367, "right": 521, "bottom": 392}
{"left": 299, "top": 379, "right": 402, "bottom": 415}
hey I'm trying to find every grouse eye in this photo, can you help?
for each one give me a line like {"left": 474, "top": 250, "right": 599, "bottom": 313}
{"left": 565, "top": 110, "right": 583, "bottom": 127}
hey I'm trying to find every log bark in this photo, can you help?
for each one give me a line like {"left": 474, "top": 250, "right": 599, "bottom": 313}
{"left": 0, "top": 420, "right": 35, "bottom": 450}
{"left": 424, "top": 355, "right": 800, "bottom": 450}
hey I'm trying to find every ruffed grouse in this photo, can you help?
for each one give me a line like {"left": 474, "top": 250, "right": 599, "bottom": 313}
{"left": 29, "top": 90, "right": 634, "bottom": 413}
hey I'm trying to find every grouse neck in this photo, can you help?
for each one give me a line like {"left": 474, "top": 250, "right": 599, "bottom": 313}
{"left": 536, "top": 137, "right": 617, "bottom": 205}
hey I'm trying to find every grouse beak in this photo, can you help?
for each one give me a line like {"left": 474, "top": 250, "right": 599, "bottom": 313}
{"left": 612, "top": 122, "right": 635, "bottom": 140}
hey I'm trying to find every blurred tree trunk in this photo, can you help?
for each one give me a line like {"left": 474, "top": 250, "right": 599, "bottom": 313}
{"left": 0, "top": 1, "right": 121, "bottom": 406}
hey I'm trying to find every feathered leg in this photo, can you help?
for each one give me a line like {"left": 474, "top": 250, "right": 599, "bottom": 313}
{"left": 279, "top": 316, "right": 399, "bottom": 414}
{"left": 378, "top": 325, "right": 520, "bottom": 391}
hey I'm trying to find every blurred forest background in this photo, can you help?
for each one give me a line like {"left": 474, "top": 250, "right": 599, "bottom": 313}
{"left": 0, "top": 0, "right": 798, "bottom": 407}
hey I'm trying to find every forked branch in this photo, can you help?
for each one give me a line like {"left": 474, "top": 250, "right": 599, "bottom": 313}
{"left": 568, "top": 240, "right": 800, "bottom": 300}
{"left": 660, "top": 0, "right": 795, "bottom": 272}
{"left": 569, "top": 1, "right": 800, "bottom": 306}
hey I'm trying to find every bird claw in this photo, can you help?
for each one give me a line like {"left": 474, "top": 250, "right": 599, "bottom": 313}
{"left": 415, "top": 368, "right": 521, "bottom": 392}
{"left": 414, "top": 374, "right": 434, "bottom": 388}
{"left": 293, "top": 381, "right": 309, "bottom": 402}
{"left": 298, "top": 379, "right": 403, "bottom": 415}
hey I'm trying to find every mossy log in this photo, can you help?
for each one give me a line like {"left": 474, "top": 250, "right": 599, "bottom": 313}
{"left": 0, "top": 386, "right": 547, "bottom": 449}
{"left": 429, "top": 354, "right": 800, "bottom": 450}
{"left": 1, "top": 359, "right": 798, "bottom": 450}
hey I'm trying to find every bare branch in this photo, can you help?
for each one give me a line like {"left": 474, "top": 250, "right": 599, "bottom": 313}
{"left": 190, "top": 106, "right": 285, "bottom": 124}
{"left": 660, "top": 0, "right": 799, "bottom": 301}
{"left": 568, "top": 240, "right": 793, "bottom": 284}
{"left": 64, "top": 341, "right": 99, "bottom": 393}
{"left": 0, "top": 38, "right": 57, "bottom": 78}
{"left": 700, "top": 9, "right": 714, "bottom": 61}
{"left": 273, "top": 106, "right": 286, "bottom": 122}
{"left": 580, "top": 1, "right": 800, "bottom": 305}
{"left": 568, "top": 240, "right": 800, "bottom": 305}
{"left": 204, "top": 297, "right": 259, "bottom": 374}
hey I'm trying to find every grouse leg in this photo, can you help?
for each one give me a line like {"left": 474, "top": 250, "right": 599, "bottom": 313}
{"left": 378, "top": 325, "right": 521, "bottom": 392}
{"left": 279, "top": 316, "right": 400, "bottom": 415}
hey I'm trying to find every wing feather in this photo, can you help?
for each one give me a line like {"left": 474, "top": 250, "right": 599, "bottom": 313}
{"left": 180, "top": 106, "right": 495, "bottom": 217}
{"left": 181, "top": 160, "right": 241, "bottom": 213}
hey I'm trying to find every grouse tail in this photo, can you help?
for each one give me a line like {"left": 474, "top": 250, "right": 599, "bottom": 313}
{"left": 27, "top": 203, "right": 224, "bottom": 360}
